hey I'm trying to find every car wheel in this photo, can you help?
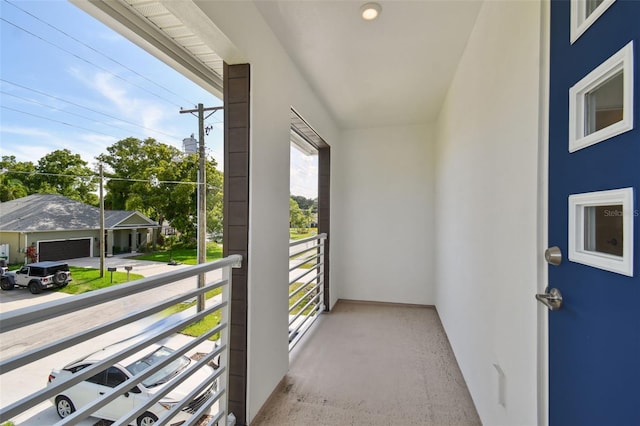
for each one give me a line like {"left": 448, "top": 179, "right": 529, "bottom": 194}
{"left": 28, "top": 281, "right": 42, "bottom": 294}
{"left": 0, "top": 278, "right": 14, "bottom": 291}
{"left": 53, "top": 271, "right": 68, "bottom": 285}
{"left": 137, "top": 412, "right": 158, "bottom": 426}
{"left": 55, "top": 395, "right": 75, "bottom": 418}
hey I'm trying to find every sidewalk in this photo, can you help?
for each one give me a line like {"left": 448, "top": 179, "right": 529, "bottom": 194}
{"left": 68, "top": 253, "right": 191, "bottom": 277}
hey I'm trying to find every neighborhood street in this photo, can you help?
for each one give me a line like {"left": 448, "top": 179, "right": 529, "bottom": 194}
{"left": 0, "top": 255, "right": 219, "bottom": 425}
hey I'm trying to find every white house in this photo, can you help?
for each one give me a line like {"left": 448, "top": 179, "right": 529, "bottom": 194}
{"left": 31, "top": 1, "right": 640, "bottom": 425}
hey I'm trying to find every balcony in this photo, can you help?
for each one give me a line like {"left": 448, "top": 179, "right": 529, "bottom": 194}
{"left": 0, "top": 256, "right": 241, "bottom": 426}
{"left": 253, "top": 301, "right": 481, "bottom": 426}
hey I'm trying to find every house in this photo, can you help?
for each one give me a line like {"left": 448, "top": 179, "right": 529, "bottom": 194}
{"left": 5, "top": 1, "right": 636, "bottom": 425}
{"left": 0, "top": 194, "right": 160, "bottom": 263}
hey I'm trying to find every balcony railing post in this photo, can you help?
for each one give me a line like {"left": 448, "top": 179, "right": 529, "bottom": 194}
{"left": 219, "top": 261, "right": 233, "bottom": 424}
{"left": 319, "top": 235, "right": 326, "bottom": 312}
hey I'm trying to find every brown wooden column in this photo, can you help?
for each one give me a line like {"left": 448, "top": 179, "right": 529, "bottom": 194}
{"left": 318, "top": 147, "right": 331, "bottom": 310}
{"left": 223, "top": 62, "right": 249, "bottom": 425}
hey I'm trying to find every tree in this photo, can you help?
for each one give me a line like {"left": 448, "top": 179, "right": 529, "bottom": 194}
{"left": 290, "top": 197, "right": 306, "bottom": 230}
{"left": 97, "top": 137, "right": 223, "bottom": 244}
{"left": 33, "top": 149, "right": 97, "bottom": 205}
{"left": 291, "top": 195, "right": 317, "bottom": 212}
{"left": 0, "top": 156, "right": 36, "bottom": 201}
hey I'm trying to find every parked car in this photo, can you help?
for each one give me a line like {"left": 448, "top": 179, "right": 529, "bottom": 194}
{"left": 47, "top": 339, "right": 216, "bottom": 426}
{"left": 0, "top": 261, "right": 72, "bottom": 294}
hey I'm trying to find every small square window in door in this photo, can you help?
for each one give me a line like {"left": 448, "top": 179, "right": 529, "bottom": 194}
{"left": 584, "top": 71, "right": 623, "bottom": 135}
{"left": 568, "top": 188, "right": 634, "bottom": 276}
{"left": 569, "top": 41, "right": 634, "bottom": 152}
{"left": 584, "top": 204, "right": 623, "bottom": 256}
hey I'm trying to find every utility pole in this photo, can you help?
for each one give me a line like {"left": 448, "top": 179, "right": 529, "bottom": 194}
{"left": 180, "top": 103, "right": 223, "bottom": 312}
{"left": 99, "top": 164, "right": 105, "bottom": 278}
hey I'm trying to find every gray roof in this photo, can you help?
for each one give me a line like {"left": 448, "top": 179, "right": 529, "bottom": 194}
{"left": 0, "top": 194, "right": 159, "bottom": 232}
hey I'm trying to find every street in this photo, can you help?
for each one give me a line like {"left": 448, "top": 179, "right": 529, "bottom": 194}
{"left": 0, "top": 256, "right": 221, "bottom": 425}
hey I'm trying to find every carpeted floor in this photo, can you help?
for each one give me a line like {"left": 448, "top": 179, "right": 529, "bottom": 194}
{"left": 251, "top": 300, "right": 481, "bottom": 426}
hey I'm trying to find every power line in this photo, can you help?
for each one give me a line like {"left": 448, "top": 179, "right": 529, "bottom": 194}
{"left": 0, "top": 17, "right": 182, "bottom": 108}
{"left": 1, "top": 79, "right": 186, "bottom": 140}
{"left": 2, "top": 169, "right": 205, "bottom": 186}
{"left": 1, "top": 90, "right": 154, "bottom": 141}
{"left": 3, "top": 0, "right": 198, "bottom": 107}
{"left": 1, "top": 105, "right": 116, "bottom": 139}
{"left": 0, "top": 85, "right": 185, "bottom": 140}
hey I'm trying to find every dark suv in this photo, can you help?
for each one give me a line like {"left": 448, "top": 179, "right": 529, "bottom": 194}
{"left": 1, "top": 261, "right": 72, "bottom": 294}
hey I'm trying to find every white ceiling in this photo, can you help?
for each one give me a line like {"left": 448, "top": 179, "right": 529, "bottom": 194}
{"left": 254, "top": 0, "right": 483, "bottom": 129}
{"left": 79, "top": 0, "right": 483, "bottom": 130}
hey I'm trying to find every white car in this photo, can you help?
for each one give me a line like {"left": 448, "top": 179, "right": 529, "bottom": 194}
{"left": 47, "top": 339, "right": 216, "bottom": 426}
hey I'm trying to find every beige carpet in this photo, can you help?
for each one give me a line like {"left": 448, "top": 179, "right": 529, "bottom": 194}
{"left": 251, "top": 300, "right": 481, "bottom": 426}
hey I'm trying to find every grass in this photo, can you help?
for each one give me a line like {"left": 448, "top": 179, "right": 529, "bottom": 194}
{"left": 59, "top": 267, "right": 145, "bottom": 294}
{"left": 132, "top": 242, "right": 222, "bottom": 265}
{"left": 289, "top": 228, "right": 317, "bottom": 240}
{"left": 290, "top": 252, "right": 318, "bottom": 270}
{"left": 289, "top": 281, "right": 321, "bottom": 315}
{"left": 161, "top": 287, "right": 223, "bottom": 341}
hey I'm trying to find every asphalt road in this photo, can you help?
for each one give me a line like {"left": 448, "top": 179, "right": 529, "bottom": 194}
{"left": 0, "top": 256, "right": 220, "bottom": 425}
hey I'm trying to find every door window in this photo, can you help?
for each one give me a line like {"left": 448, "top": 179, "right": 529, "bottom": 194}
{"left": 568, "top": 187, "right": 634, "bottom": 276}
{"left": 569, "top": 41, "right": 634, "bottom": 152}
{"left": 571, "top": 0, "right": 616, "bottom": 43}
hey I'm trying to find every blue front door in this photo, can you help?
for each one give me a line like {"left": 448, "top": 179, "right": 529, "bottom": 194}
{"left": 548, "top": 1, "right": 639, "bottom": 425}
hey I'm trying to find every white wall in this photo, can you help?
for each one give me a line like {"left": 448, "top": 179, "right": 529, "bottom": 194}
{"left": 333, "top": 125, "right": 435, "bottom": 305}
{"left": 186, "top": 2, "right": 341, "bottom": 423}
{"left": 434, "top": 2, "right": 542, "bottom": 425}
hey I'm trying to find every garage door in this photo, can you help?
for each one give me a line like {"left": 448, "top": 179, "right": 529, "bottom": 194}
{"left": 39, "top": 239, "right": 91, "bottom": 261}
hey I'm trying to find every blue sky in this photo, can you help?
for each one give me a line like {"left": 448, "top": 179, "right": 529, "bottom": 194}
{"left": 0, "top": 1, "right": 317, "bottom": 198}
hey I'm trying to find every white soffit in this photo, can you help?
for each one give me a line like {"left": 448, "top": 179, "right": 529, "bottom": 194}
{"left": 124, "top": 0, "right": 224, "bottom": 88}
{"left": 72, "top": 0, "right": 227, "bottom": 98}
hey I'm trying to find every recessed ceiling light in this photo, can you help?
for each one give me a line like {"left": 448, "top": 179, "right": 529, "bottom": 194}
{"left": 360, "top": 2, "right": 381, "bottom": 21}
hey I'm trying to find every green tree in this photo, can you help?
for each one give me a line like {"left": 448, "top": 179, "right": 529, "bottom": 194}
{"left": 97, "top": 137, "right": 223, "bottom": 244}
{"left": 0, "top": 156, "right": 36, "bottom": 201}
{"left": 33, "top": 149, "right": 97, "bottom": 205}
{"left": 291, "top": 195, "right": 317, "bottom": 212}
{"left": 290, "top": 197, "right": 306, "bottom": 230}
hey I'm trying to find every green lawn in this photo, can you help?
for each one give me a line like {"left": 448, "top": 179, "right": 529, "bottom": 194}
{"left": 59, "top": 267, "right": 145, "bottom": 294}
{"left": 289, "top": 228, "right": 317, "bottom": 240}
{"left": 161, "top": 288, "right": 223, "bottom": 341}
{"left": 132, "top": 242, "right": 222, "bottom": 265}
{"left": 289, "top": 281, "right": 321, "bottom": 315}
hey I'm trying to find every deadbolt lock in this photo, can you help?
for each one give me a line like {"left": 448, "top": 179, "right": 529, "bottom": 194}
{"left": 545, "top": 246, "right": 562, "bottom": 266}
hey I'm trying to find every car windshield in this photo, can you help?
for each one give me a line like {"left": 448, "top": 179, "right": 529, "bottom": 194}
{"left": 126, "top": 346, "right": 190, "bottom": 388}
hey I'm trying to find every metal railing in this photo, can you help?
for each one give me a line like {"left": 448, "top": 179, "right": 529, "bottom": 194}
{"left": 0, "top": 254, "right": 242, "bottom": 426}
{"left": 288, "top": 233, "right": 327, "bottom": 351}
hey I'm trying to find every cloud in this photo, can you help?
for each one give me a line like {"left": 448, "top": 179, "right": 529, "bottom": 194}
{"left": 0, "top": 125, "right": 51, "bottom": 138}
{"left": 73, "top": 68, "right": 182, "bottom": 141}
{"left": 290, "top": 146, "right": 318, "bottom": 198}
{"left": 0, "top": 124, "right": 115, "bottom": 165}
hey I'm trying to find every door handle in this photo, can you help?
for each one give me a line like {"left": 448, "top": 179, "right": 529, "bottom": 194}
{"left": 535, "top": 287, "right": 563, "bottom": 311}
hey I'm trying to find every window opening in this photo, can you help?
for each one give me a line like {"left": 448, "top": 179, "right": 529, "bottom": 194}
{"left": 571, "top": 0, "right": 615, "bottom": 43}
{"left": 569, "top": 41, "right": 633, "bottom": 152}
{"left": 568, "top": 188, "right": 634, "bottom": 276}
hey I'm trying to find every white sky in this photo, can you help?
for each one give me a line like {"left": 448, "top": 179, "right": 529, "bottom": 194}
{"left": 0, "top": 1, "right": 317, "bottom": 198}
